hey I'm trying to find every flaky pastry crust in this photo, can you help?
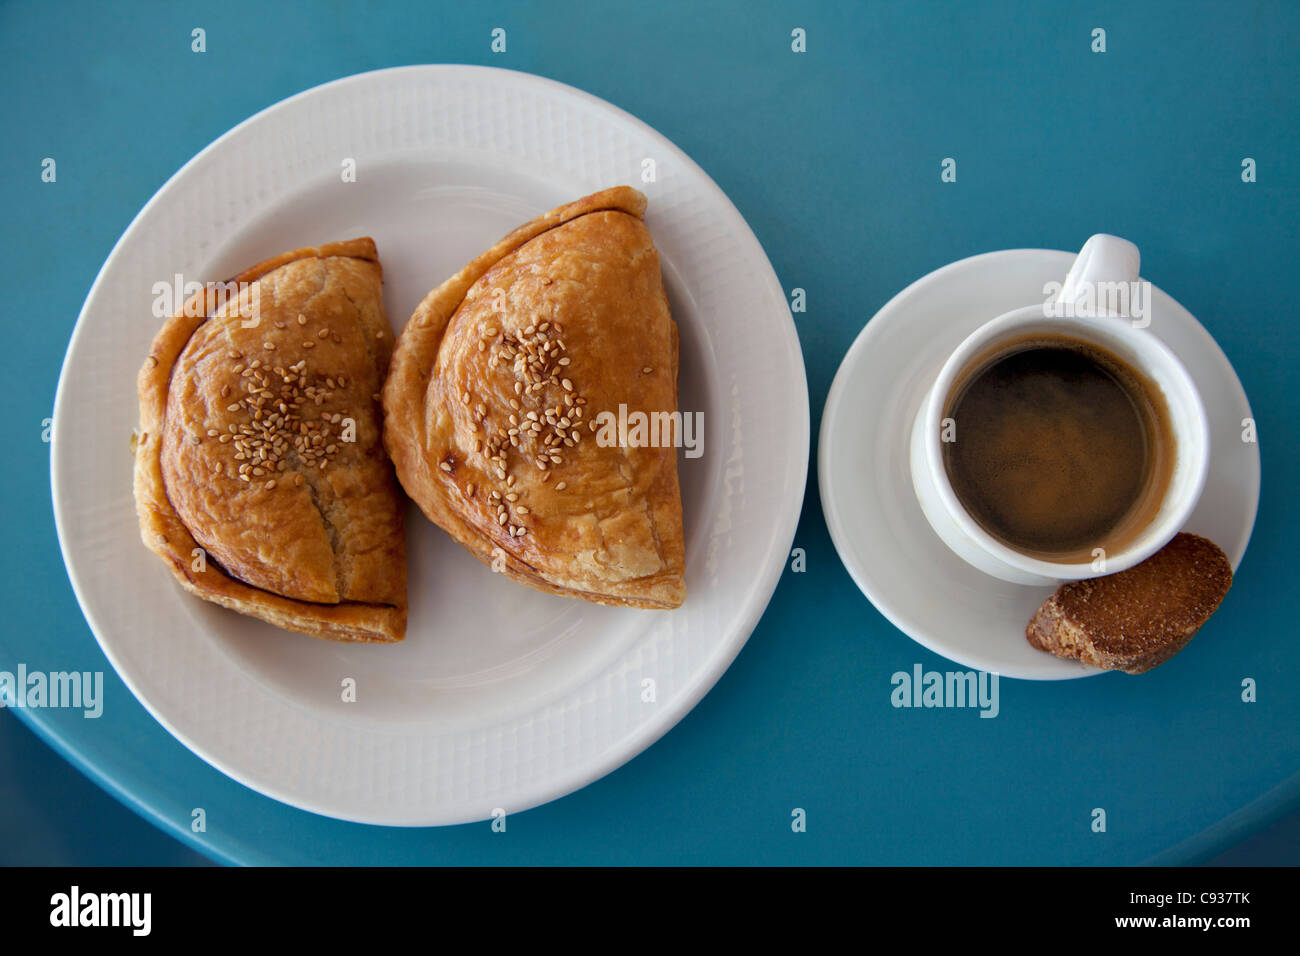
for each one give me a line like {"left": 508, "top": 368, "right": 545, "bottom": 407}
{"left": 383, "top": 187, "right": 686, "bottom": 608}
{"left": 134, "top": 239, "right": 407, "bottom": 642}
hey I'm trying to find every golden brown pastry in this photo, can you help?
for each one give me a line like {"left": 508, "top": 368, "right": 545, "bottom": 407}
{"left": 383, "top": 187, "right": 686, "bottom": 608}
{"left": 134, "top": 239, "right": 407, "bottom": 642}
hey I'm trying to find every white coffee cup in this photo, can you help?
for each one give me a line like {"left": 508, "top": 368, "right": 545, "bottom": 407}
{"left": 909, "top": 235, "right": 1210, "bottom": 586}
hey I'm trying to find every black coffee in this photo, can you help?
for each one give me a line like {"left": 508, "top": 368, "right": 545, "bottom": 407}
{"left": 942, "top": 333, "right": 1173, "bottom": 561}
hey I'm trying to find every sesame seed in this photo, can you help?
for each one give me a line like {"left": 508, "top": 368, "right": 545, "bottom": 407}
{"left": 297, "top": 314, "right": 307, "bottom": 325}
{"left": 265, "top": 480, "right": 276, "bottom": 490}
{"left": 642, "top": 367, "right": 653, "bottom": 374}
{"left": 555, "top": 481, "right": 567, "bottom": 491}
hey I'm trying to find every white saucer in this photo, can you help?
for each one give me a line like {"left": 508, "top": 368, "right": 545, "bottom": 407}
{"left": 819, "top": 249, "right": 1260, "bottom": 680}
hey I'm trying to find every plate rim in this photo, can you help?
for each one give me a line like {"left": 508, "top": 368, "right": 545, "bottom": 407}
{"left": 818, "top": 247, "right": 1260, "bottom": 680}
{"left": 50, "top": 64, "right": 810, "bottom": 826}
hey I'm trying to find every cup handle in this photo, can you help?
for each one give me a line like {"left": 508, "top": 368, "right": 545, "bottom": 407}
{"left": 1054, "top": 234, "right": 1141, "bottom": 311}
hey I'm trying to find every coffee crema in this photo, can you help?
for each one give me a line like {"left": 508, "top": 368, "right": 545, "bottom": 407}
{"left": 941, "top": 332, "right": 1174, "bottom": 563}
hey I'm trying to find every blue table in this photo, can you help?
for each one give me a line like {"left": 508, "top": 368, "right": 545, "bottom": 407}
{"left": 2, "top": 0, "right": 1296, "bottom": 865}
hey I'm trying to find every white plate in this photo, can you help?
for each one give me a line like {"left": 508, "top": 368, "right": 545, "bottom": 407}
{"left": 819, "top": 249, "right": 1259, "bottom": 680}
{"left": 51, "top": 66, "right": 808, "bottom": 825}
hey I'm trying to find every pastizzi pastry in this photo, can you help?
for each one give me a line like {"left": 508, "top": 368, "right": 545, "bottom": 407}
{"left": 383, "top": 186, "right": 686, "bottom": 609}
{"left": 134, "top": 239, "right": 407, "bottom": 642}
